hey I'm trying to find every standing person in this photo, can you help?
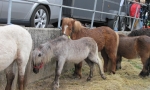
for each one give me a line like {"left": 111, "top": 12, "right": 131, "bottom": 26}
{"left": 130, "top": 0, "right": 142, "bottom": 29}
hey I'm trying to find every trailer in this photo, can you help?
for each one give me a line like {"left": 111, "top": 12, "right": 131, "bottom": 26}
{"left": 62, "top": 0, "right": 142, "bottom": 31}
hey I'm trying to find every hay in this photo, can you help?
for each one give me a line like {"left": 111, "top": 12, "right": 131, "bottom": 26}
{"left": 26, "top": 58, "right": 150, "bottom": 90}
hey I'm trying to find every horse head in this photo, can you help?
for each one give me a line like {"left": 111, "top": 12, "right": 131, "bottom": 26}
{"left": 32, "top": 47, "right": 44, "bottom": 74}
{"left": 62, "top": 17, "right": 75, "bottom": 37}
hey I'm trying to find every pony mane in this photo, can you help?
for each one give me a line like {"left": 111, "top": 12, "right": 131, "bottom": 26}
{"left": 62, "top": 17, "right": 74, "bottom": 26}
{"left": 128, "top": 29, "right": 150, "bottom": 37}
{"left": 73, "top": 20, "right": 84, "bottom": 32}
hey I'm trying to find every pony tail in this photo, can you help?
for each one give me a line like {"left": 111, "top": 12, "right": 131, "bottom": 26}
{"left": 115, "top": 32, "right": 119, "bottom": 56}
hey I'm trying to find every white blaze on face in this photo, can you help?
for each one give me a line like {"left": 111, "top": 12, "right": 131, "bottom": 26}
{"left": 63, "top": 25, "right": 68, "bottom": 34}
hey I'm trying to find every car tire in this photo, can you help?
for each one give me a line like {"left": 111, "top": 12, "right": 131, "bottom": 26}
{"left": 30, "top": 5, "right": 49, "bottom": 28}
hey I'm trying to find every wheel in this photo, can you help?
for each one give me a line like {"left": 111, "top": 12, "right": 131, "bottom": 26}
{"left": 107, "top": 17, "right": 118, "bottom": 30}
{"left": 30, "top": 5, "right": 49, "bottom": 28}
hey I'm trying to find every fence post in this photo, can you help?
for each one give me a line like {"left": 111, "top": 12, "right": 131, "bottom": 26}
{"left": 90, "top": 0, "right": 97, "bottom": 28}
{"left": 114, "top": 0, "right": 124, "bottom": 31}
{"left": 7, "top": 0, "right": 12, "bottom": 24}
{"left": 131, "top": 6, "right": 139, "bottom": 31}
{"left": 58, "top": 0, "right": 63, "bottom": 29}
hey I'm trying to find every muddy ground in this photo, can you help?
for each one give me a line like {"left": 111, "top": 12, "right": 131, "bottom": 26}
{"left": 26, "top": 58, "right": 150, "bottom": 90}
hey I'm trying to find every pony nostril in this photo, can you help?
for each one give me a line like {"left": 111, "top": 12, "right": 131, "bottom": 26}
{"left": 38, "top": 53, "right": 42, "bottom": 57}
{"left": 33, "top": 68, "right": 39, "bottom": 74}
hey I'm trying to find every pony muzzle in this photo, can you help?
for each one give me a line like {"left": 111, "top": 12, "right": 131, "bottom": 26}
{"left": 33, "top": 62, "right": 44, "bottom": 74}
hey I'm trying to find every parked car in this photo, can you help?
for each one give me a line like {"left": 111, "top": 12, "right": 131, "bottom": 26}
{"left": 0, "top": 0, "right": 61, "bottom": 28}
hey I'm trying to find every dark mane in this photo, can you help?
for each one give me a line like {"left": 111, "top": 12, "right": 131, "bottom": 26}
{"left": 128, "top": 28, "right": 150, "bottom": 36}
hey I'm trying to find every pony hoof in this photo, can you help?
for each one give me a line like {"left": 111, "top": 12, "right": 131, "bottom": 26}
{"left": 86, "top": 77, "right": 91, "bottom": 81}
{"left": 101, "top": 75, "right": 106, "bottom": 80}
{"left": 72, "top": 74, "right": 82, "bottom": 79}
{"left": 112, "top": 71, "right": 116, "bottom": 74}
{"left": 139, "top": 71, "right": 149, "bottom": 77}
{"left": 52, "top": 85, "right": 59, "bottom": 90}
{"left": 51, "top": 82, "right": 59, "bottom": 90}
{"left": 116, "top": 66, "right": 121, "bottom": 70}
{"left": 52, "top": 86, "right": 57, "bottom": 90}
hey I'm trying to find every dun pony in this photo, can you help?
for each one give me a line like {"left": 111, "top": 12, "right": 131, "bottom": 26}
{"left": 32, "top": 35, "right": 106, "bottom": 90}
{"left": 62, "top": 17, "right": 119, "bottom": 78}
{"left": 0, "top": 25, "right": 32, "bottom": 90}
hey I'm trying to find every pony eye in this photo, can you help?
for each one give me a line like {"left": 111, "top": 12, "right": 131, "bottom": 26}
{"left": 38, "top": 53, "right": 41, "bottom": 57}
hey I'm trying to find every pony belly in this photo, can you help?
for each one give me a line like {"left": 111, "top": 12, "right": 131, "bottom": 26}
{"left": 67, "top": 53, "right": 89, "bottom": 64}
{"left": 0, "top": 57, "right": 15, "bottom": 71}
{"left": 122, "top": 53, "right": 138, "bottom": 59}
{"left": 68, "top": 58, "right": 85, "bottom": 64}
{"left": 0, "top": 42, "right": 17, "bottom": 71}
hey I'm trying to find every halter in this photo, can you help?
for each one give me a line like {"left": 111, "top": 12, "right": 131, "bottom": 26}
{"left": 63, "top": 34, "right": 71, "bottom": 39}
{"left": 33, "top": 62, "right": 44, "bottom": 69}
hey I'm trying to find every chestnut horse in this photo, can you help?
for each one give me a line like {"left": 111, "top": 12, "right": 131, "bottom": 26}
{"left": 62, "top": 17, "right": 119, "bottom": 78}
{"left": 32, "top": 35, "right": 106, "bottom": 90}
{"left": 0, "top": 25, "right": 32, "bottom": 90}
{"left": 116, "top": 34, "right": 150, "bottom": 77}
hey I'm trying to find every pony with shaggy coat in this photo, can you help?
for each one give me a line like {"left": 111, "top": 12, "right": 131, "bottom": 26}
{"left": 32, "top": 35, "right": 106, "bottom": 90}
{"left": 128, "top": 28, "right": 150, "bottom": 37}
{"left": 62, "top": 17, "right": 119, "bottom": 78}
{"left": 116, "top": 34, "right": 150, "bottom": 77}
{"left": 0, "top": 25, "right": 32, "bottom": 90}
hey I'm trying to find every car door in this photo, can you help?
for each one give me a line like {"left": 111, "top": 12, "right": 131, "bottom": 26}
{"left": 1, "top": 0, "right": 34, "bottom": 22}
{"left": 48, "top": 0, "right": 61, "bottom": 19}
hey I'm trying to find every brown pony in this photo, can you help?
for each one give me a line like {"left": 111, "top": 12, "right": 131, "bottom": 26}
{"left": 62, "top": 17, "right": 119, "bottom": 78}
{"left": 116, "top": 34, "right": 150, "bottom": 77}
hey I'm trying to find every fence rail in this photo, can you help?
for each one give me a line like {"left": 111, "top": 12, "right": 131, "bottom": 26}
{"left": 6, "top": 0, "right": 146, "bottom": 31}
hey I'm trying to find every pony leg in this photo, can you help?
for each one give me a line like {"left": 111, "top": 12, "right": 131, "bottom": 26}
{"left": 85, "top": 58, "right": 94, "bottom": 81}
{"left": 139, "top": 57, "right": 149, "bottom": 77}
{"left": 52, "top": 58, "right": 65, "bottom": 90}
{"left": 5, "top": 62, "right": 15, "bottom": 90}
{"left": 89, "top": 53, "right": 106, "bottom": 80}
{"left": 96, "top": 56, "right": 106, "bottom": 79}
{"left": 101, "top": 49, "right": 109, "bottom": 72}
{"left": 16, "top": 58, "right": 28, "bottom": 90}
{"left": 116, "top": 55, "right": 122, "bottom": 70}
{"left": 73, "top": 62, "right": 82, "bottom": 79}
{"left": 106, "top": 51, "right": 116, "bottom": 74}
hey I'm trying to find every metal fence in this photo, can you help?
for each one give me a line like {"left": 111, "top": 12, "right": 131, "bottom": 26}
{"left": 7, "top": 0, "right": 146, "bottom": 31}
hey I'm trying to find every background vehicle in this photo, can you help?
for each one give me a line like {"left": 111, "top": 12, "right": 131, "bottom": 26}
{"left": 0, "top": 0, "right": 61, "bottom": 28}
{"left": 62, "top": 0, "right": 136, "bottom": 31}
